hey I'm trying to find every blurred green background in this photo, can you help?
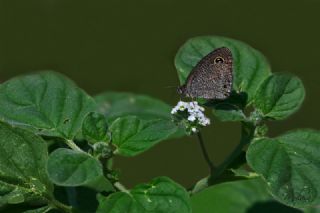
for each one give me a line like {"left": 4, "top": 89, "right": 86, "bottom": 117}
{"left": 0, "top": 0, "right": 319, "bottom": 188}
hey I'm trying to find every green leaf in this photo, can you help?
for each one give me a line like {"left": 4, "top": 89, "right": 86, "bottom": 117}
{"left": 230, "top": 166, "right": 259, "bottom": 179}
{"left": 247, "top": 129, "right": 320, "bottom": 208}
{"left": 191, "top": 179, "right": 300, "bottom": 213}
{"left": 253, "top": 73, "right": 305, "bottom": 120}
{"left": 47, "top": 148, "right": 113, "bottom": 192}
{"left": 97, "top": 177, "right": 191, "bottom": 213}
{"left": 175, "top": 36, "right": 271, "bottom": 103}
{"left": 0, "top": 71, "right": 96, "bottom": 139}
{"left": 95, "top": 92, "right": 172, "bottom": 122}
{"left": 213, "top": 103, "right": 246, "bottom": 122}
{"left": 94, "top": 92, "right": 186, "bottom": 139}
{"left": 110, "top": 116, "right": 178, "bottom": 157}
{"left": 23, "top": 206, "right": 52, "bottom": 213}
{"left": 305, "top": 206, "right": 320, "bottom": 213}
{"left": 0, "top": 122, "right": 53, "bottom": 206}
{"left": 82, "top": 112, "right": 109, "bottom": 143}
{"left": 0, "top": 205, "right": 54, "bottom": 213}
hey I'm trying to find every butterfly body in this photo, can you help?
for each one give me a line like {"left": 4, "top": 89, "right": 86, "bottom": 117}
{"left": 178, "top": 47, "right": 233, "bottom": 99}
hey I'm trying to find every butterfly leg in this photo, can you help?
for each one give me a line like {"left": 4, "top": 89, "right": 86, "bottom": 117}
{"left": 191, "top": 96, "right": 195, "bottom": 103}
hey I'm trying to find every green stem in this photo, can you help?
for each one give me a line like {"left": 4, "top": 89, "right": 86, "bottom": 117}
{"left": 49, "top": 198, "right": 73, "bottom": 213}
{"left": 196, "top": 132, "right": 216, "bottom": 175}
{"left": 65, "top": 139, "right": 83, "bottom": 152}
{"left": 191, "top": 122, "right": 256, "bottom": 194}
{"left": 114, "top": 182, "right": 129, "bottom": 193}
{"left": 208, "top": 139, "right": 247, "bottom": 183}
{"left": 99, "top": 156, "right": 114, "bottom": 178}
{"left": 107, "top": 158, "right": 114, "bottom": 170}
{"left": 208, "top": 122, "right": 255, "bottom": 183}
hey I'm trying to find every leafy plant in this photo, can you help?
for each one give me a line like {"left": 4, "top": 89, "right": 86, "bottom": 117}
{"left": 0, "top": 36, "right": 319, "bottom": 212}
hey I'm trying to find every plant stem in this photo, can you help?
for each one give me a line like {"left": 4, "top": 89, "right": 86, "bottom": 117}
{"left": 65, "top": 139, "right": 83, "bottom": 152}
{"left": 196, "top": 132, "right": 216, "bottom": 175}
{"left": 107, "top": 158, "right": 114, "bottom": 170}
{"left": 191, "top": 122, "right": 256, "bottom": 194}
{"left": 114, "top": 182, "right": 129, "bottom": 193}
{"left": 49, "top": 198, "right": 73, "bottom": 213}
{"left": 208, "top": 122, "right": 255, "bottom": 183}
{"left": 208, "top": 140, "right": 246, "bottom": 183}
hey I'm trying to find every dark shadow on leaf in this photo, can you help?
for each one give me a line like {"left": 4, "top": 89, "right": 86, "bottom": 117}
{"left": 0, "top": 204, "right": 59, "bottom": 213}
{"left": 209, "top": 152, "right": 248, "bottom": 185}
{"left": 204, "top": 91, "right": 248, "bottom": 109}
{"left": 54, "top": 186, "right": 99, "bottom": 213}
{"left": 247, "top": 201, "right": 303, "bottom": 213}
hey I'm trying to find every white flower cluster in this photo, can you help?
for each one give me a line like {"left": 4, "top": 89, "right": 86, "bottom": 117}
{"left": 171, "top": 101, "right": 210, "bottom": 133}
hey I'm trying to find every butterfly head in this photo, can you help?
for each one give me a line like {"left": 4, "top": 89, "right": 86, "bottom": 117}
{"left": 177, "top": 85, "right": 186, "bottom": 96}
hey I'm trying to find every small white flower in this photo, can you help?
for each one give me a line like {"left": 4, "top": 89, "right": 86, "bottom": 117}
{"left": 171, "top": 101, "right": 211, "bottom": 134}
{"left": 199, "top": 117, "right": 210, "bottom": 126}
{"left": 188, "top": 115, "right": 196, "bottom": 122}
{"left": 195, "top": 111, "right": 204, "bottom": 119}
{"left": 171, "top": 108, "right": 177, "bottom": 114}
{"left": 177, "top": 101, "right": 188, "bottom": 111}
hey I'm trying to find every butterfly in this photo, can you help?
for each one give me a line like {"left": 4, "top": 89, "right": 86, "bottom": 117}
{"left": 177, "top": 47, "right": 233, "bottom": 99}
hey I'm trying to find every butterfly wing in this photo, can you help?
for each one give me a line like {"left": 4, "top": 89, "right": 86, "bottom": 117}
{"left": 183, "top": 47, "right": 233, "bottom": 99}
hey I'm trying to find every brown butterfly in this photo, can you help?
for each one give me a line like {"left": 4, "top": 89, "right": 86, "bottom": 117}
{"left": 177, "top": 47, "right": 233, "bottom": 99}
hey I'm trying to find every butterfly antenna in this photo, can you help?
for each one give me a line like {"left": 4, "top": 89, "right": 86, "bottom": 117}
{"left": 163, "top": 85, "right": 178, "bottom": 89}
{"left": 162, "top": 85, "right": 175, "bottom": 98}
